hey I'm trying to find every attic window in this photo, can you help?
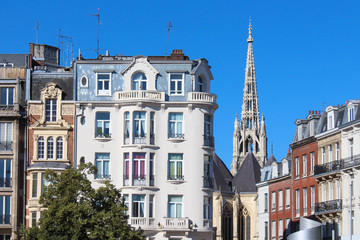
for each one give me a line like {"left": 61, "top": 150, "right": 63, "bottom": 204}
{"left": 349, "top": 106, "right": 355, "bottom": 122}
{"left": 80, "top": 75, "right": 88, "bottom": 88}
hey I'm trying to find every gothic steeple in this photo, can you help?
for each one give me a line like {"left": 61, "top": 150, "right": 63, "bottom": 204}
{"left": 231, "top": 21, "right": 267, "bottom": 175}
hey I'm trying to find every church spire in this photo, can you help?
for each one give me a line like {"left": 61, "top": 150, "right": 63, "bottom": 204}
{"left": 241, "top": 20, "right": 259, "bottom": 131}
{"left": 231, "top": 21, "right": 267, "bottom": 175}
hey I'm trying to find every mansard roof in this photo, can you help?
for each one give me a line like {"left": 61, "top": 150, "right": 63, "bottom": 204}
{"left": 232, "top": 152, "right": 261, "bottom": 192}
{"left": 213, "top": 154, "right": 233, "bottom": 192}
{"left": 264, "top": 154, "right": 277, "bottom": 167}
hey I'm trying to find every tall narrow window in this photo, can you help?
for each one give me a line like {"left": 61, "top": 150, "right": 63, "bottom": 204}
{"left": 264, "top": 193, "right": 269, "bottom": 212}
{"left": 32, "top": 173, "right": 38, "bottom": 198}
{"left": 303, "top": 188, "right": 307, "bottom": 215}
{"left": 198, "top": 76, "right": 204, "bottom": 92}
{"left": 0, "top": 123, "right": 12, "bottom": 151}
{"left": 265, "top": 221, "right": 268, "bottom": 240}
{"left": 45, "top": 99, "right": 57, "bottom": 122}
{"left": 295, "top": 157, "right": 299, "bottom": 178}
{"left": 302, "top": 154, "right": 307, "bottom": 177}
{"left": 41, "top": 173, "right": 50, "bottom": 193}
{"left": 285, "top": 188, "right": 290, "bottom": 209}
{"left": 133, "top": 111, "right": 146, "bottom": 143}
{"left": 132, "top": 73, "right": 147, "bottom": 90}
{"left": 271, "top": 221, "right": 276, "bottom": 239}
{"left": 310, "top": 152, "right": 315, "bottom": 174}
{"left": 329, "top": 145, "right": 333, "bottom": 163}
{"left": 336, "top": 180, "right": 340, "bottom": 199}
{"left": 150, "top": 112, "right": 155, "bottom": 145}
{"left": 295, "top": 190, "right": 300, "bottom": 217}
{"left": 168, "top": 195, "right": 182, "bottom": 218}
{"left": 0, "top": 159, "right": 11, "bottom": 187}
{"left": 38, "top": 137, "right": 44, "bottom": 159}
{"left": 286, "top": 218, "right": 291, "bottom": 236}
{"left": 321, "top": 147, "right": 326, "bottom": 164}
{"left": 169, "top": 73, "right": 184, "bottom": 95}
{"left": 124, "top": 153, "right": 129, "bottom": 186}
{"left": 350, "top": 139, "right": 354, "bottom": 160}
{"left": 204, "top": 114, "right": 212, "bottom": 146}
{"left": 123, "top": 194, "right": 129, "bottom": 215}
{"left": 56, "top": 137, "right": 63, "bottom": 159}
{"left": 150, "top": 153, "right": 154, "bottom": 186}
{"left": 203, "top": 196, "right": 211, "bottom": 220}
{"left": 329, "top": 181, "right": 333, "bottom": 201}
{"left": 311, "top": 186, "right": 315, "bottom": 213}
{"left": 132, "top": 195, "right": 145, "bottom": 217}
{"left": 31, "top": 212, "right": 37, "bottom": 227}
{"left": 124, "top": 112, "right": 130, "bottom": 144}
{"left": 278, "top": 190, "right": 283, "bottom": 211}
{"left": 149, "top": 195, "right": 154, "bottom": 218}
{"left": 168, "top": 113, "right": 183, "bottom": 139}
{"left": 168, "top": 154, "right": 183, "bottom": 180}
{"left": 322, "top": 183, "right": 327, "bottom": 202}
{"left": 95, "top": 153, "right": 110, "bottom": 179}
{"left": 279, "top": 219, "right": 283, "bottom": 237}
{"left": 271, "top": 192, "right": 276, "bottom": 212}
{"left": 96, "top": 112, "right": 110, "bottom": 138}
{"left": 47, "top": 137, "right": 54, "bottom": 159}
{"left": 203, "top": 155, "right": 211, "bottom": 188}
{"left": 133, "top": 153, "right": 146, "bottom": 186}
{"left": 97, "top": 73, "right": 111, "bottom": 95}
{"left": 0, "top": 88, "right": 14, "bottom": 108}
{"left": 335, "top": 143, "right": 340, "bottom": 160}
{"left": 0, "top": 196, "right": 11, "bottom": 224}
{"left": 349, "top": 107, "right": 355, "bottom": 122}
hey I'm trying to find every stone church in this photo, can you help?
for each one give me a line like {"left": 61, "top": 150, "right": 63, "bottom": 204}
{"left": 213, "top": 22, "right": 269, "bottom": 240}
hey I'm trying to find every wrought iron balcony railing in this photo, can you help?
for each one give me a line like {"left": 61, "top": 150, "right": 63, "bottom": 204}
{"left": 203, "top": 176, "right": 214, "bottom": 188}
{"left": 203, "top": 135, "right": 214, "bottom": 147}
{"left": 314, "top": 154, "right": 360, "bottom": 175}
{"left": 168, "top": 175, "right": 184, "bottom": 181}
{"left": 315, "top": 199, "right": 342, "bottom": 215}
{"left": 95, "top": 173, "right": 111, "bottom": 180}
{"left": 168, "top": 133, "right": 185, "bottom": 139}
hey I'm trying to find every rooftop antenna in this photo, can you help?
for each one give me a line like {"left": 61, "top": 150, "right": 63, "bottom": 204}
{"left": 55, "top": 30, "right": 74, "bottom": 66}
{"left": 165, "top": 21, "right": 174, "bottom": 58}
{"left": 34, "top": 22, "right": 40, "bottom": 44}
{"left": 89, "top": 8, "right": 101, "bottom": 56}
{"left": 321, "top": 102, "right": 325, "bottom": 112}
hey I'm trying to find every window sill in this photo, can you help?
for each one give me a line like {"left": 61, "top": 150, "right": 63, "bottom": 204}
{"left": 167, "top": 138, "right": 185, "bottom": 143}
{"left": 167, "top": 179, "right": 185, "bottom": 184}
{"left": 94, "top": 178, "right": 111, "bottom": 183}
{"left": 94, "top": 137, "right": 112, "bottom": 142}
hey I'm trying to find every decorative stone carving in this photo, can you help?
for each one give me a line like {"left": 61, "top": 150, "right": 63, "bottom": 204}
{"left": 42, "top": 82, "right": 61, "bottom": 99}
{"left": 29, "top": 105, "right": 42, "bottom": 115}
{"left": 62, "top": 105, "right": 75, "bottom": 115}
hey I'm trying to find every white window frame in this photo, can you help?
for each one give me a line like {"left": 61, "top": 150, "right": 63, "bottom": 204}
{"left": 32, "top": 173, "right": 38, "bottom": 198}
{"left": 329, "top": 145, "right": 333, "bottom": 163}
{"left": 132, "top": 194, "right": 145, "bottom": 218}
{"left": 321, "top": 147, "right": 326, "bottom": 164}
{"left": 45, "top": 99, "right": 57, "bottom": 122}
{"left": 95, "top": 153, "right": 110, "bottom": 179}
{"left": 168, "top": 195, "right": 183, "bottom": 218}
{"left": 80, "top": 75, "right": 89, "bottom": 88}
{"left": 203, "top": 196, "right": 211, "bottom": 220}
{"left": 38, "top": 137, "right": 45, "bottom": 159}
{"left": 95, "top": 112, "right": 111, "bottom": 138}
{"left": 96, "top": 72, "right": 111, "bottom": 96}
{"left": 56, "top": 137, "right": 63, "bottom": 159}
{"left": 279, "top": 219, "right": 283, "bottom": 237}
{"left": 311, "top": 186, "right": 315, "bottom": 213}
{"left": 285, "top": 188, "right": 290, "bottom": 209}
{"left": 132, "top": 72, "right": 147, "bottom": 90}
{"left": 0, "top": 195, "right": 11, "bottom": 225}
{"left": 0, "top": 63, "right": 13, "bottom": 67}
{"left": 310, "top": 152, "right": 315, "bottom": 174}
{"left": 303, "top": 188, "right": 307, "bottom": 216}
{"left": 322, "top": 183, "right": 327, "bottom": 202}
{"left": 271, "top": 191, "right": 276, "bottom": 212}
{"left": 0, "top": 87, "right": 14, "bottom": 106}
{"left": 0, "top": 123, "right": 12, "bottom": 152}
{"left": 335, "top": 143, "right": 340, "bottom": 160}
{"left": 278, "top": 190, "right": 283, "bottom": 211}
{"left": 348, "top": 106, "right": 355, "bottom": 122}
{"left": 302, "top": 154, "right": 307, "bottom": 177}
{"left": 47, "top": 137, "right": 54, "bottom": 159}
{"left": 168, "top": 113, "right": 184, "bottom": 139}
{"left": 295, "top": 157, "right": 299, "bottom": 178}
{"left": 169, "top": 73, "right": 184, "bottom": 96}
{"left": 336, "top": 180, "right": 340, "bottom": 200}
{"left": 168, "top": 153, "right": 183, "bottom": 180}
{"left": 329, "top": 181, "right": 333, "bottom": 201}
{"left": 271, "top": 221, "right": 276, "bottom": 239}
{"left": 295, "top": 190, "right": 300, "bottom": 217}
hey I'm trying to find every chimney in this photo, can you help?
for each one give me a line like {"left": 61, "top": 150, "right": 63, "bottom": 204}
{"left": 170, "top": 49, "right": 185, "bottom": 60}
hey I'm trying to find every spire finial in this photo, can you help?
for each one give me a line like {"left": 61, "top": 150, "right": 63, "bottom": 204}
{"left": 247, "top": 17, "right": 253, "bottom": 43}
{"left": 271, "top": 143, "right": 273, "bottom": 155}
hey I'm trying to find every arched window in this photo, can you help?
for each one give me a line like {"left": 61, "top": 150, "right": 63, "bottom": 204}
{"left": 47, "top": 137, "right": 54, "bottom": 159}
{"left": 56, "top": 137, "right": 63, "bottom": 159}
{"left": 132, "top": 73, "right": 147, "bottom": 90}
{"left": 222, "top": 203, "right": 233, "bottom": 240}
{"left": 238, "top": 206, "right": 251, "bottom": 240}
{"left": 38, "top": 137, "right": 45, "bottom": 159}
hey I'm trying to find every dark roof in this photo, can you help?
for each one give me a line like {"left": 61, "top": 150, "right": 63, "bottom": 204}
{"left": 264, "top": 154, "right": 277, "bottom": 167}
{"left": 0, "top": 54, "right": 30, "bottom": 68}
{"left": 232, "top": 152, "right": 261, "bottom": 192}
{"left": 213, "top": 153, "right": 233, "bottom": 192}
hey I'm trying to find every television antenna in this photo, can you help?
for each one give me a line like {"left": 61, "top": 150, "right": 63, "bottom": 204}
{"left": 89, "top": 8, "right": 102, "bottom": 56}
{"left": 165, "top": 21, "right": 174, "bottom": 58}
{"left": 34, "top": 22, "right": 40, "bottom": 44}
{"left": 56, "top": 29, "right": 74, "bottom": 66}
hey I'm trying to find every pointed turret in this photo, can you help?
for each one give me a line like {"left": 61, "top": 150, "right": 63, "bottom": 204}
{"left": 231, "top": 21, "right": 268, "bottom": 175}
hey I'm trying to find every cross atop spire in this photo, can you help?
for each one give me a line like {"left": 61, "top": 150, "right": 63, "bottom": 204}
{"left": 247, "top": 18, "right": 253, "bottom": 43}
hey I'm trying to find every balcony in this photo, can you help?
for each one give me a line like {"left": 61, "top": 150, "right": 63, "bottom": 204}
{"left": 168, "top": 133, "right": 184, "bottom": 140}
{"left": 203, "top": 176, "right": 214, "bottom": 189}
{"left": 164, "top": 217, "right": 189, "bottom": 229}
{"left": 95, "top": 132, "right": 111, "bottom": 141}
{"left": 133, "top": 175, "right": 146, "bottom": 186}
{"left": 203, "top": 135, "right": 214, "bottom": 147}
{"left": 130, "top": 217, "right": 155, "bottom": 228}
{"left": 188, "top": 92, "right": 217, "bottom": 104}
{"left": 314, "top": 160, "right": 343, "bottom": 175}
{"left": 115, "top": 90, "right": 165, "bottom": 101}
{"left": 0, "top": 214, "right": 11, "bottom": 224}
{"left": 0, "top": 178, "right": 11, "bottom": 188}
{"left": 0, "top": 104, "right": 20, "bottom": 116}
{"left": 315, "top": 199, "right": 342, "bottom": 215}
{"left": 95, "top": 173, "right": 111, "bottom": 180}
{"left": 168, "top": 175, "right": 184, "bottom": 181}
{"left": 0, "top": 141, "right": 12, "bottom": 152}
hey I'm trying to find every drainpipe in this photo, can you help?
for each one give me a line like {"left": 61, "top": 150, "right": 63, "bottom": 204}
{"left": 350, "top": 177, "right": 353, "bottom": 240}
{"left": 74, "top": 105, "right": 85, "bottom": 169}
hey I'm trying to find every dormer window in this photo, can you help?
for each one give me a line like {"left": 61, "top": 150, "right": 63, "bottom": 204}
{"left": 132, "top": 73, "right": 147, "bottom": 90}
{"left": 45, "top": 99, "right": 57, "bottom": 122}
{"left": 327, "top": 112, "right": 334, "bottom": 130}
{"left": 97, "top": 73, "right": 111, "bottom": 96}
{"left": 198, "top": 76, "right": 204, "bottom": 92}
{"left": 169, "top": 73, "right": 184, "bottom": 95}
{"left": 348, "top": 106, "right": 355, "bottom": 122}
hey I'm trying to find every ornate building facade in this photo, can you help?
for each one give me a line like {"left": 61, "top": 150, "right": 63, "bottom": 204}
{"left": 231, "top": 23, "right": 267, "bottom": 175}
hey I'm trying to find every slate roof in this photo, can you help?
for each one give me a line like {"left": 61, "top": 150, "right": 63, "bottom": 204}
{"left": 213, "top": 154, "right": 233, "bottom": 192}
{"left": 264, "top": 154, "right": 277, "bottom": 167}
{"left": 0, "top": 54, "right": 30, "bottom": 67}
{"left": 232, "top": 152, "right": 261, "bottom": 192}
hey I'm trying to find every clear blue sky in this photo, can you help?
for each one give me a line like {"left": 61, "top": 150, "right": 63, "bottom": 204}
{"left": 2, "top": 0, "right": 360, "bottom": 169}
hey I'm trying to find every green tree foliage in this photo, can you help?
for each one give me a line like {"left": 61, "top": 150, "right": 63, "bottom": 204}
{"left": 21, "top": 163, "right": 144, "bottom": 240}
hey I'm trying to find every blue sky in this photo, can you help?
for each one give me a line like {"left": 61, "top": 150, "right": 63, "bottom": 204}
{"left": 2, "top": 0, "right": 359, "bottom": 169}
